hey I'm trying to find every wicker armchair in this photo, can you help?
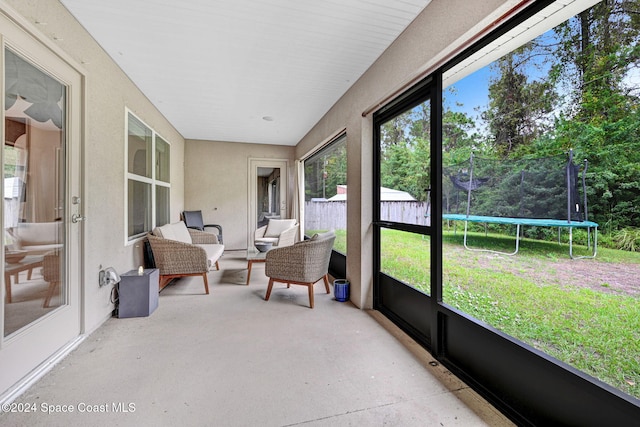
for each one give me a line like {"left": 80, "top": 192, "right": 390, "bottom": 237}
{"left": 254, "top": 219, "right": 298, "bottom": 248}
{"left": 147, "top": 221, "right": 224, "bottom": 293}
{"left": 264, "top": 232, "right": 335, "bottom": 308}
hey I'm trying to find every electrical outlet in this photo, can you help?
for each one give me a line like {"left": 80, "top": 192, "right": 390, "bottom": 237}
{"left": 99, "top": 267, "right": 121, "bottom": 287}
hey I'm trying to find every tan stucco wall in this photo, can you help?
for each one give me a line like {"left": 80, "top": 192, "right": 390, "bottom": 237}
{"left": 184, "top": 139, "right": 294, "bottom": 250}
{"left": 3, "top": 0, "right": 186, "bottom": 333}
{"left": 294, "top": 0, "right": 520, "bottom": 309}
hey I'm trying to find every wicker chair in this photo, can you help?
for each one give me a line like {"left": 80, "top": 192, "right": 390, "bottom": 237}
{"left": 181, "top": 210, "right": 223, "bottom": 244}
{"left": 264, "top": 232, "right": 335, "bottom": 308}
{"left": 254, "top": 219, "right": 298, "bottom": 248}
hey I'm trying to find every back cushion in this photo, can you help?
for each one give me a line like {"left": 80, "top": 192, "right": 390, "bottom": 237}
{"left": 157, "top": 222, "right": 192, "bottom": 244}
{"left": 264, "top": 219, "right": 296, "bottom": 237}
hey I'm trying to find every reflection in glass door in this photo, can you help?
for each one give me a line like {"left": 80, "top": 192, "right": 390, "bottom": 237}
{"left": 257, "top": 167, "right": 281, "bottom": 228}
{"left": 248, "top": 159, "right": 288, "bottom": 249}
{"left": 3, "top": 49, "right": 66, "bottom": 336}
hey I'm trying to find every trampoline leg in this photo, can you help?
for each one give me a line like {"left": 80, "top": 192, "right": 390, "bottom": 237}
{"left": 569, "top": 227, "right": 598, "bottom": 259}
{"left": 463, "top": 221, "right": 469, "bottom": 249}
{"left": 462, "top": 221, "right": 520, "bottom": 256}
{"left": 569, "top": 228, "right": 573, "bottom": 258}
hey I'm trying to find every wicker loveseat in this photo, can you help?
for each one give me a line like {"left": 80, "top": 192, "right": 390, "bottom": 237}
{"left": 147, "top": 221, "right": 224, "bottom": 293}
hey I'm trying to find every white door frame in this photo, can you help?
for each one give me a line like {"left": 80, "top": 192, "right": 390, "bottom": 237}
{"left": 0, "top": 6, "right": 84, "bottom": 398}
{"left": 247, "top": 158, "right": 289, "bottom": 248}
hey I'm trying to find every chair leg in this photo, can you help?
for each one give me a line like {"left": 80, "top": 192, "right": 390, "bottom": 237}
{"left": 265, "top": 278, "right": 275, "bottom": 301}
{"left": 5, "top": 273, "right": 12, "bottom": 303}
{"left": 43, "top": 281, "right": 59, "bottom": 308}
{"left": 323, "top": 274, "right": 330, "bottom": 294}
{"left": 308, "top": 283, "right": 314, "bottom": 309}
{"left": 159, "top": 276, "right": 172, "bottom": 290}
{"left": 203, "top": 273, "right": 210, "bottom": 295}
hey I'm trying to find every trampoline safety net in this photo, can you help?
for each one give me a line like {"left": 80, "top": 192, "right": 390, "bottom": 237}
{"left": 443, "top": 152, "right": 588, "bottom": 222}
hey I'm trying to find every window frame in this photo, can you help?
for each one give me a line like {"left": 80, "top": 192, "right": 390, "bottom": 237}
{"left": 125, "top": 109, "right": 171, "bottom": 243}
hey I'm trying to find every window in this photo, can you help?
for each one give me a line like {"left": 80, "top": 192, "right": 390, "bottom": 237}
{"left": 126, "top": 111, "right": 170, "bottom": 240}
{"left": 303, "top": 134, "right": 347, "bottom": 253}
{"left": 440, "top": 0, "right": 640, "bottom": 399}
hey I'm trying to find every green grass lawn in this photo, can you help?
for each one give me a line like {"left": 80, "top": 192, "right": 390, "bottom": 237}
{"left": 377, "top": 228, "right": 640, "bottom": 399}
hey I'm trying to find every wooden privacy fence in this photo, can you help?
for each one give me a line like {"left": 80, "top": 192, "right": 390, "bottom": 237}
{"left": 304, "top": 201, "right": 431, "bottom": 231}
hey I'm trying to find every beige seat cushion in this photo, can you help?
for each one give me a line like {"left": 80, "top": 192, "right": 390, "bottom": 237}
{"left": 200, "top": 244, "right": 225, "bottom": 267}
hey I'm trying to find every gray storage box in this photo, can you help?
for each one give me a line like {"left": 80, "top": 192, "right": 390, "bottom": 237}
{"left": 117, "top": 268, "right": 159, "bottom": 318}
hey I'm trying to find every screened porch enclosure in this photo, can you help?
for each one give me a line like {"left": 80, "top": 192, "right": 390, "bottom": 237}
{"left": 374, "top": 0, "right": 640, "bottom": 424}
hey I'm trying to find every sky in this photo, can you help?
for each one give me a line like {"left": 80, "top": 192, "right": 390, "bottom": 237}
{"left": 443, "top": 66, "right": 492, "bottom": 128}
{"left": 442, "top": 13, "right": 640, "bottom": 138}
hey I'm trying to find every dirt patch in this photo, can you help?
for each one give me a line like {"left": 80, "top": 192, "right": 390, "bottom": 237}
{"left": 445, "top": 245, "right": 640, "bottom": 297}
{"left": 541, "top": 258, "right": 640, "bottom": 297}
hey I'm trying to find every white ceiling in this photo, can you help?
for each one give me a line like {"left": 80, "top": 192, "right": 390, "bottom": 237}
{"left": 59, "top": 0, "right": 432, "bottom": 146}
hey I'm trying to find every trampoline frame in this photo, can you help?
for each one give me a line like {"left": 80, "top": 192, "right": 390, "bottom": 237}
{"left": 443, "top": 213, "right": 598, "bottom": 259}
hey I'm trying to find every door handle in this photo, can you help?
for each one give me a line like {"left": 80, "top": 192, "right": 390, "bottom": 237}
{"left": 71, "top": 213, "right": 86, "bottom": 223}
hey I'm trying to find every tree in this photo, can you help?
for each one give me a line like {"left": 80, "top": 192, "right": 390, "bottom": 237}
{"left": 482, "top": 44, "right": 558, "bottom": 156}
{"left": 378, "top": 101, "right": 435, "bottom": 201}
{"left": 552, "top": 0, "right": 640, "bottom": 125}
{"left": 550, "top": 0, "right": 640, "bottom": 229}
{"left": 380, "top": 112, "right": 412, "bottom": 149}
{"left": 322, "top": 144, "right": 347, "bottom": 199}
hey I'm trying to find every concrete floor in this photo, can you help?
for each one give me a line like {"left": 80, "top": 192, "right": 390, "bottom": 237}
{"left": 0, "top": 251, "right": 514, "bottom": 427}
